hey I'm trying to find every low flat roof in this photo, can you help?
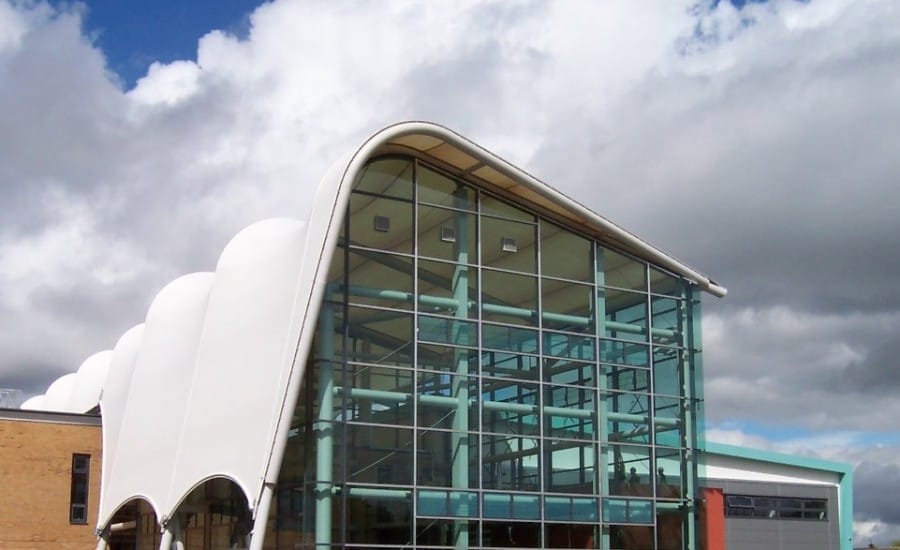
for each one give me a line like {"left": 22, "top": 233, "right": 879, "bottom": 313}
{"left": 0, "top": 407, "right": 101, "bottom": 426}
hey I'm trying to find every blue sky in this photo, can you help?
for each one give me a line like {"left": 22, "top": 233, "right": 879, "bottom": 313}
{"left": 76, "top": 0, "right": 258, "bottom": 88}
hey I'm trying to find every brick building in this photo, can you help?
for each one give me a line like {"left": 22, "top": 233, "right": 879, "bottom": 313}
{"left": 0, "top": 408, "right": 101, "bottom": 549}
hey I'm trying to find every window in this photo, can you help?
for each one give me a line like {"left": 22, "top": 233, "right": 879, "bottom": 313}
{"left": 70, "top": 453, "right": 90, "bottom": 524}
{"left": 724, "top": 494, "right": 827, "bottom": 520}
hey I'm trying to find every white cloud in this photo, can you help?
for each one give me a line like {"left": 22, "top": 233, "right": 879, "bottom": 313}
{"left": 129, "top": 60, "right": 202, "bottom": 106}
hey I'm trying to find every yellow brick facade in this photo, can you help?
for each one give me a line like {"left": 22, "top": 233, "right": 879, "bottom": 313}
{"left": 0, "top": 412, "right": 102, "bottom": 550}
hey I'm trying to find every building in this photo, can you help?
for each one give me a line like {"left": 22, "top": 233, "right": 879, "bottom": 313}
{"left": 0, "top": 408, "right": 101, "bottom": 550}
{"left": 703, "top": 442, "right": 853, "bottom": 550}
{"left": 13, "top": 121, "right": 851, "bottom": 549}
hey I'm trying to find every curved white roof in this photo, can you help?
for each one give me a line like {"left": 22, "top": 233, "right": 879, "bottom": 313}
{"left": 18, "top": 122, "right": 724, "bottom": 540}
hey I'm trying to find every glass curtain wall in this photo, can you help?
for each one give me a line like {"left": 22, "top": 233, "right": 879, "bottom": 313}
{"left": 270, "top": 156, "right": 703, "bottom": 550}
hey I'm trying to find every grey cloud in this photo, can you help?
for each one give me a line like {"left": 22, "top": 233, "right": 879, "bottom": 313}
{"left": 855, "top": 460, "right": 900, "bottom": 525}
{"left": 827, "top": 332, "right": 900, "bottom": 396}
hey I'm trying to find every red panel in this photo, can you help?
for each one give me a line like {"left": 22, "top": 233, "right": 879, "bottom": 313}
{"left": 701, "top": 487, "right": 726, "bottom": 550}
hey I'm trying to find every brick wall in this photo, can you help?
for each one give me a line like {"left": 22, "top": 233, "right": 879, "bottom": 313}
{"left": 0, "top": 413, "right": 102, "bottom": 550}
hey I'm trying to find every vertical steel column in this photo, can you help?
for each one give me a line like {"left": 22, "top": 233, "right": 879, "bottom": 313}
{"left": 451, "top": 188, "right": 470, "bottom": 550}
{"left": 316, "top": 303, "right": 335, "bottom": 550}
{"left": 645, "top": 264, "right": 659, "bottom": 550}
{"left": 595, "top": 246, "right": 611, "bottom": 550}
{"left": 682, "top": 287, "right": 701, "bottom": 550}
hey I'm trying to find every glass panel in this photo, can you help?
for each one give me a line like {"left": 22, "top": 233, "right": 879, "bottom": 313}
{"left": 606, "top": 416, "right": 651, "bottom": 445}
{"left": 416, "top": 490, "right": 479, "bottom": 517}
{"left": 482, "top": 378, "right": 539, "bottom": 435}
{"left": 344, "top": 307, "right": 414, "bottom": 367}
{"left": 348, "top": 193, "right": 413, "bottom": 254}
{"left": 338, "top": 425, "right": 414, "bottom": 486}
{"left": 545, "top": 522, "right": 599, "bottom": 548}
{"left": 546, "top": 496, "right": 596, "bottom": 522}
{"left": 604, "top": 498, "right": 654, "bottom": 524}
{"left": 416, "top": 430, "right": 479, "bottom": 489}
{"left": 654, "top": 419, "right": 684, "bottom": 448}
{"left": 651, "top": 296, "right": 681, "bottom": 345}
{"left": 418, "top": 259, "right": 477, "bottom": 319}
{"left": 417, "top": 165, "right": 476, "bottom": 211}
{"left": 606, "top": 389, "right": 651, "bottom": 445}
{"left": 345, "top": 490, "right": 413, "bottom": 545}
{"left": 418, "top": 343, "right": 478, "bottom": 374}
{"left": 541, "top": 279, "right": 594, "bottom": 333}
{"left": 354, "top": 157, "right": 414, "bottom": 199}
{"left": 655, "top": 449, "right": 683, "bottom": 498}
{"left": 545, "top": 441, "right": 595, "bottom": 494}
{"left": 482, "top": 434, "right": 540, "bottom": 491}
{"left": 418, "top": 314, "right": 477, "bottom": 347}
{"left": 540, "top": 222, "right": 593, "bottom": 282}
{"left": 416, "top": 519, "right": 477, "bottom": 547}
{"left": 653, "top": 348, "right": 681, "bottom": 397}
{"left": 417, "top": 372, "right": 477, "bottom": 431}
{"left": 482, "top": 323, "right": 539, "bottom": 354}
{"left": 607, "top": 444, "right": 652, "bottom": 497}
{"left": 609, "top": 524, "right": 656, "bottom": 548}
{"left": 338, "top": 364, "right": 413, "bottom": 426}
{"left": 650, "top": 267, "right": 682, "bottom": 297}
{"left": 603, "top": 288, "right": 648, "bottom": 342}
{"left": 328, "top": 244, "right": 345, "bottom": 289}
{"left": 654, "top": 396, "right": 682, "bottom": 426}
{"left": 606, "top": 367, "right": 651, "bottom": 394}
{"left": 601, "top": 248, "right": 646, "bottom": 291}
{"left": 482, "top": 269, "right": 538, "bottom": 326}
{"left": 346, "top": 249, "right": 414, "bottom": 310}
{"left": 483, "top": 521, "right": 541, "bottom": 548}
{"left": 483, "top": 492, "right": 541, "bottom": 519}
{"left": 481, "top": 350, "right": 539, "bottom": 380}
{"left": 545, "top": 385, "right": 595, "bottom": 441}
{"left": 482, "top": 194, "right": 535, "bottom": 222}
{"left": 544, "top": 359, "right": 596, "bottom": 387}
{"left": 600, "top": 340, "right": 650, "bottom": 367}
{"left": 543, "top": 331, "right": 595, "bottom": 361}
{"left": 417, "top": 206, "right": 477, "bottom": 263}
{"left": 482, "top": 216, "right": 537, "bottom": 273}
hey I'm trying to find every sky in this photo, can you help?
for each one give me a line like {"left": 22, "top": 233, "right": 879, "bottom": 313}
{"left": 1, "top": 0, "right": 898, "bottom": 544}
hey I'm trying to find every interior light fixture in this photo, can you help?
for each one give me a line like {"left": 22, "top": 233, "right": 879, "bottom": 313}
{"left": 440, "top": 226, "right": 456, "bottom": 243}
{"left": 501, "top": 237, "right": 517, "bottom": 253}
{"left": 373, "top": 215, "right": 390, "bottom": 233}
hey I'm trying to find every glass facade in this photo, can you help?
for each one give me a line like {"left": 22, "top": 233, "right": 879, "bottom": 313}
{"left": 271, "top": 156, "right": 704, "bottom": 550}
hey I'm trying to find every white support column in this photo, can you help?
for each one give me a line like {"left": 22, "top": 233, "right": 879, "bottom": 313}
{"left": 159, "top": 521, "right": 174, "bottom": 550}
{"left": 248, "top": 483, "right": 274, "bottom": 550}
{"left": 94, "top": 529, "right": 110, "bottom": 550}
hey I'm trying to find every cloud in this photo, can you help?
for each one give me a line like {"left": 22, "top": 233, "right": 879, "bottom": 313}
{"left": 1, "top": 0, "right": 899, "bottom": 543}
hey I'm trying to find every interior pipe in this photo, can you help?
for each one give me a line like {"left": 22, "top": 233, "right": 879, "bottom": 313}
{"left": 342, "top": 284, "right": 675, "bottom": 338}
{"left": 335, "top": 386, "right": 679, "bottom": 427}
